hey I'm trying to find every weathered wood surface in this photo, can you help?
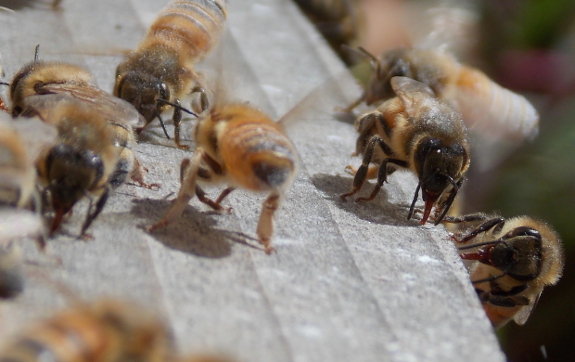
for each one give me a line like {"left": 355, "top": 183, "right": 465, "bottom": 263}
{"left": 0, "top": 1, "right": 505, "bottom": 361}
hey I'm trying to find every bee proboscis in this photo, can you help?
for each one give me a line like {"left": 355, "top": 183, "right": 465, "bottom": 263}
{"left": 341, "top": 76, "right": 470, "bottom": 225}
{"left": 445, "top": 213, "right": 564, "bottom": 328}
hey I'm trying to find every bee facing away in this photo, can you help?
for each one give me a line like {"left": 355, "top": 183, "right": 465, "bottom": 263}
{"left": 445, "top": 213, "right": 564, "bottom": 328}
{"left": 148, "top": 103, "right": 299, "bottom": 254}
{"left": 114, "top": 0, "right": 228, "bottom": 149}
{"left": 341, "top": 76, "right": 470, "bottom": 225}
{"left": 0, "top": 299, "right": 173, "bottom": 362}
{"left": 345, "top": 47, "right": 539, "bottom": 142}
{"left": 21, "top": 95, "right": 124, "bottom": 237}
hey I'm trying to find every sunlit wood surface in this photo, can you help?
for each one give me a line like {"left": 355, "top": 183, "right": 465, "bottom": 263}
{"left": 0, "top": 1, "right": 504, "bottom": 361}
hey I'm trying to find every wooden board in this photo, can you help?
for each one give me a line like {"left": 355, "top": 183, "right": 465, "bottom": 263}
{"left": 0, "top": 1, "right": 505, "bottom": 361}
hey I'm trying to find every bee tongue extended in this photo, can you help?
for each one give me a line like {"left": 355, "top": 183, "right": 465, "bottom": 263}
{"left": 50, "top": 209, "right": 65, "bottom": 234}
{"left": 420, "top": 192, "right": 440, "bottom": 224}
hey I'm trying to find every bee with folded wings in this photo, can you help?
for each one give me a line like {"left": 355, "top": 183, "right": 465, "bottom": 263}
{"left": 445, "top": 213, "right": 564, "bottom": 328}
{"left": 148, "top": 101, "right": 299, "bottom": 254}
{"left": 344, "top": 47, "right": 539, "bottom": 142}
{"left": 0, "top": 115, "right": 57, "bottom": 298}
{"left": 8, "top": 47, "right": 157, "bottom": 237}
{"left": 341, "top": 76, "right": 470, "bottom": 225}
{"left": 114, "top": 0, "right": 228, "bottom": 148}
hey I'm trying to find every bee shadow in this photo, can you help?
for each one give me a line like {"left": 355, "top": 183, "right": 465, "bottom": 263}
{"left": 130, "top": 198, "right": 262, "bottom": 258}
{"left": 310, "top": 172, "right": 417, "bottom": 227}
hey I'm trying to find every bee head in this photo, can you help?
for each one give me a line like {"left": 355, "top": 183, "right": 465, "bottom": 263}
{"left": 412, "top": 137, "right": 467, "bottom": 224}
{"left": 115, "top": 71, "right": 170, "bottom": 124}
{"left": 44, "top": 144, "right": 105, "bottom": 234}
{"left": 489, "top": 227, "right": 542, "bottom": 281}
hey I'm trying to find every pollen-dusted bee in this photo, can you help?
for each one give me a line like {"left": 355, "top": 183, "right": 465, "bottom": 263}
{"left": 148, "top": 102, "right": 299, "bottom": 254}
{"left": 340, "top": 76, "right": 470, "bottom": 225}
{"left": 20, "top": 94, "right": 124, "bottom": 237}
{"left": 344, "top": 47, "right": 539, "bottom": 142}
{"left": 114, "top": 0, "right": 228, "bottom": 149}
{"left": 445, "top": 213, "right": 564, "bottom": 328}
{"left": 0, "top": 298, "right": 173, "bottom": 362}
{"left": 9, "top": 48, "right": 155, "bottom": 191}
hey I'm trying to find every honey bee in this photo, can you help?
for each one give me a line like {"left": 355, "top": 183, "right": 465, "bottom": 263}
{"left": 344, "top": 47, "right": 539, "bottom": 142}
{"left": 0, "top": 298, "right": 173, "bottom": 362}
{"left": 147, "top": 102, "right": 299, "bottom": 254}
{"left": 340, "top": 76, "right": 470, "bottom": 225}
{"left": 9, "top": 47, "right": 156, "bottom": 191}
{"left": 114, "top": 0, "right": 228, "bottom": 149}
{"left": 445, "top": 213, "right": 564, "bottom": 328}
{"left": 21, "top": 94, "right": 124, "bottom": 237}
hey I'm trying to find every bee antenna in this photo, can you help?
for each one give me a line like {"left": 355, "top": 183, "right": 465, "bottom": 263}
{"left": 154, "top": 107, "right": 171, "bottom": 139}
{"left": 156, "top": 98, "right": 198, "bottom": 117}
{"left": 458, "top": 240, "right": 502, "bottom": 251}
{"left": 34, "top": 44, "right": 40, "bottom": 62}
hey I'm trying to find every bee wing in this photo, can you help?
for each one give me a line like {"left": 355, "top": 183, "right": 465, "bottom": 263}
{"left": 0, "top": 110, "right": 58, "bottom": 163}
{"left": 39, "top": 83, "right": 146, "bottom": 128}
{"left": 513, "top": 291, "right": 542, "bottom": 325}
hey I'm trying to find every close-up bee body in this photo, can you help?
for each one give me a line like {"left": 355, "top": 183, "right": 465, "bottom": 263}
{"left": 342, "top": 76, "right": 470, "bottom": 225}
{"left": 24, "top": 95, "right": 120, "bottom": 236}
{"left": 114, "top": 0, "right": 228, "bottom": 148}
{"left": 346, "top": 47, "right": 539, "bottom": 142}
{"left": 446, "top": 214, "right": 564, "bottom": 328}
{"left": 0, "top": 299, "right": 172, "bottom": 362}
{"left": 149, "top": 102, "right": 299, "bottom": 254}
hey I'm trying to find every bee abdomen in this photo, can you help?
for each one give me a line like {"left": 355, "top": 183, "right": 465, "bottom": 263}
{"left": 150, "top": 0, "right": 227, "bottom": 61}
{"left": 223, "top": 124, "right": 297, "bottom": 190}
{"left": 454, "top": 67, "right": 539, "bottom": 141}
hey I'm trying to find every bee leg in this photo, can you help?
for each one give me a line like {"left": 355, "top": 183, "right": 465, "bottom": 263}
{"left": 357, "top": 158, "right": 407, "bottom": 202}
{"left": 257, "top": 191, "right": 281, "bottom": 255}
{"left": 129, "top": 157, "right": 160, "bottom": 190}
{"left": 432, "top": 178, "right": 464, "bottom": 225}
{"left": 337, "top": 92, "right": 365, "bottom": 113}
{"left": 80, "top": 187, "right": 110, "bottom": 238}
{"left": 194, "top": 186, "right": 232, "bottom": 213}
{"left": 453, "top": 216, "right": 505, "bottom": 244}
{"left": 172, "top": 99, "right": 190, "bottom": 150}
{"left": 147, "top": 150, "right": 204, "bottom": 232}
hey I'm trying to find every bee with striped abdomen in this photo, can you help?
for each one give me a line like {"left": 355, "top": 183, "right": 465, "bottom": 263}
{"left": 114, "top": 0, "right": 228, "bottom": 149}
{"left": 445, "top": 213, "right": 564, "bottom": 328}
{"left": 344, "top": 47, "right": 539, "bottom": 142}
{"left": 148, "top": 101, "right": 299, "bottom": 254}
{"left": 341, "top": 76, "right": 470, "bottom": 225}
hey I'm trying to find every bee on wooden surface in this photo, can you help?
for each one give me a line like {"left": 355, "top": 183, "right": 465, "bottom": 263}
{"left": 340, "top": 76, "right": 470, "bottom": 225}
{"left": 148, "top": 102, "right": 299, "bottom": 254}
{"left": 445, "top": 213, "right": 564, "bottom": 328}
{"left": 344, "top": 47, "right": 539, "bottom": 142}
{"left": 114, "top": 0, "right": 228, "bottom": 149}
{"left": 0, "top": 298, "right": 173, "bottom": 362}
{"left": 9, "top": 46, "right": 155, "bottom": 190}
{"left": 21, "top": 95, "right": 124, "bottom": 237}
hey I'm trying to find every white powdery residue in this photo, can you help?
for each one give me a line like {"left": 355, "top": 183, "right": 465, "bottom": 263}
{"left": 417, "top": 255, "right": 440, "bottom": 264}
{"left": 327, "top": 134, "right": 345, "bottom": 142}
{"left": 296, "top": 324, "right": 324, "bottom": 339}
